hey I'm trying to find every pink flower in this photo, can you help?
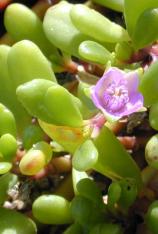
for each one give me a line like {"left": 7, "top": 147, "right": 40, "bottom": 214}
{"left": 91, "top": 67, "right": 144, "bottom": 122}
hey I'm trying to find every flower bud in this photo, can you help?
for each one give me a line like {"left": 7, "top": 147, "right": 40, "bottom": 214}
{"left": 19, "top": 141, "right": 52, "bottom": 175}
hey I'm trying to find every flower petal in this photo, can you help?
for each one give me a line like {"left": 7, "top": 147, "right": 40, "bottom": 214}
{"left": 91, "top": 67, "right": 144, "bottom": 122}
{"left": 94, "top": 68, "right": 125, "bottom": 97}
{"left": 120, "top": 93, "right": 144, "bottom": 116}
{"left": 91, "top": 87, "right": 102, "bottom": 109}
{"left": 126, "top": 71, "right": 139, "bottom": 95}
{"left": 99, "top": 106, "right": 121, "bottom": 122}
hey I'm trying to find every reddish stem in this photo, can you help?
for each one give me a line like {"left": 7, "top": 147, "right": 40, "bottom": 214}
{"left": 118, "top": 136, "right": 150, "bottom": 150}
{"left": 0, "top": 0, "right": 12, "bottom": 9}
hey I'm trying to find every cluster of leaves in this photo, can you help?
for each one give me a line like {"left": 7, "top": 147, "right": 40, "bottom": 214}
{"left": 1, "top": 0, "right": 158, "bottom": 233}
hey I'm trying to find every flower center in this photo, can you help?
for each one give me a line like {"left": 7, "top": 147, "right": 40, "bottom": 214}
{"left": 102, "top": 82, "right": 129, "bottom": 112}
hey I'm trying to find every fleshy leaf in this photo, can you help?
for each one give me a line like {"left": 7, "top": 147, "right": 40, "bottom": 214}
{"left": 0, "top": 173, "right": 18, "bottom": 205}
{"left": 8, "top": 40, "right": 57, "bottom": 87}
{"left": 76, "top": 178, "right": 103, "bottom": 205}
{"left": 4, "top": 3, "right": 59, "bottom": 58}
{"left": 43, "top": 1, "right": 90, "bottom": 57}
{"left": 72, "top": 139, "right": 98, "bottom": 171}
{"left": 133, "top": 8, "right": 158, "bottom": 50}
{"left": 124, "top": 0, "right": 158, "bottom": 36}
{"left": 91, "top": 0, "right": 124, "bottom": 12}
{"left": 44, "top": 85, "right": 83, "bottom": 127}
{"left": 0, "top": 162, "right": 12, "bottom": 174}
{"left": 0, "top": 103, "right": 16, "bottom": 137}
{"left": 149, "top": 103, "right": 158, "bottom": 130}
{"left": 0, "top": 207, "right": 37, "bottom": 234}
{"left": 38, "top": 120, "right": 90, "bottom": 154}
{"left": 0, "top": 46, "right": 30, "bottom": 135}
{"left": 70, "top": 4, "right": 129, "bottom": 43}
{"left": 93, "top": 126, "right": 142, "bottom": 189}
{"left": 72, "top": 168, "right": 89, "bottom": 195}
{"left": 139, "top": 60, "right": 158, "bottom": 106}
{"left": 78, "top": 40, "right": 112, "bottom": 64}
{"left": 33, "top": 195, "right": 72, "bottom": 224}
{"left": 16, "top": 79, "right": 57, "bottom": 124}
{"left": 0, "top": 133, "right": 17, "bottom": 162}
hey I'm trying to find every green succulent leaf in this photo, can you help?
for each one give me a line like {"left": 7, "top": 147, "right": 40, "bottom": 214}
{"left": 118, "top": 178, "right": 137, "bottom": 209}
{"left": 0, "top": 162, "right": 12, "bottom": 174}
{"left": 139, "top": 60, "right": 158, "bottom": 106}
{"left": 149, "top": 103, "right": 158, "bottom": 130}
{"left": 0, "top": 133, "right": 17, "bottom": 162}
{"left": 43, "top": 1, "right": 90, "bottom": 57}
{"left": 0, "top": 207, "right": 37, "bottom": 234}
{"left": 115, "top": 42, "right": 133, "bottom": 61}
{"left": 91, "top": 0, "right": 124, "bottom": 12}
{"left": 16, "top": 79, "right": 57, "bottom": 124}
{"left": 73, "top": 139, "right": 98, "bottom": 171}
{"left": 78, "top": 40, "right": 112, "bottom": 64}
{"left": 33, "top": 195, "right": 72, "bottom": 224}
{"left": 22, "top": 124, "right": 45, "bottom": 150}
{"left": 0, "top": 46, "right": 15, "bottom": 108}
{"left": 0, "top": 104, "right": 16, "bottom": 137}
{"left": 124, "top": 0, "right": 158, "bottom": 36}
{"left": 17, "top": 79, "right": 83, "bottom": 127}
{"left": 89, "top": 222, "right": 123, "bottom": 234}
{"left": 72, "top": 168, "right": 89, "bottom": 195}
{"left": 146, "top": 200, "right": 158, "bottom": 234}
{"left": 0, "top": 46, "right": 29, "bottom": 135}
{"left": 70, "top": 195, "right": 103, "bottom": 227}
{"left": 8, "top": 40, "right": 56, "bottom": 87}
{"left": 38, "top": 120, "right": 89, "bottom": 153}
{"left": 44, "top": 85, "right": 83, "bottom": 127}
{"left": 93, "top": 126, "right": 142, "bottom": 189}
{"left": 133, "top": 8, "right": 158, "bottom": 49}
{"left": 0, "top": 173, "right": 18, "bottom": 205}
{"left": 64, "top": 223, "right": 83, "bottom": 234}
{"left": 145, "top": 134, "right": 158, "bottom": 169}
{"left": 4, "top": 3, "right": 59, "bottom": 58}
{"left": 70, "top": 4, "right": 129, "bottom": 43}
{"left": 108, "top": 181, "right": 122, "bottom": 208}
{"left": 76, "top": 178, "right": 103, "bottom": 205}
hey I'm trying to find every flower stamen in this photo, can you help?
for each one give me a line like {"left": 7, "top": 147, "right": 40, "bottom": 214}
{"left": 102, "top": 83, "right": 129, "bottom": 112}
